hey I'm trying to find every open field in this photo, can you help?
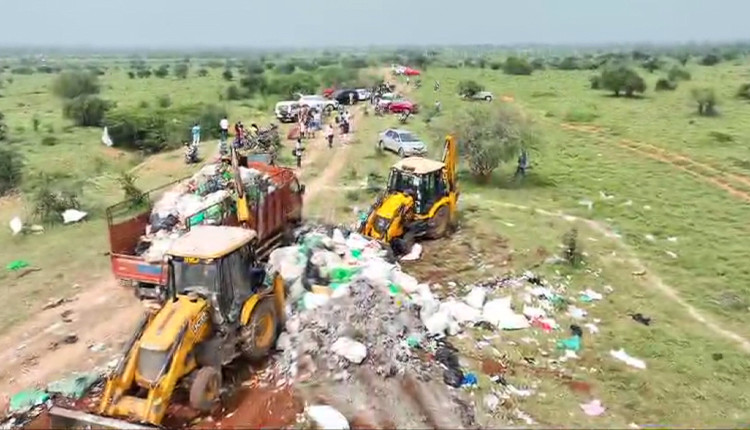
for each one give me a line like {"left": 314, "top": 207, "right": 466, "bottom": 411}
{"left": 2, "top": 50, "right": 750, "bottom": 428}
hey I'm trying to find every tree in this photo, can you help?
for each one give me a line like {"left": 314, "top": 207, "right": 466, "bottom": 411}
{"left": 0, "top": 145, "right": 23, "bottom": 196}
{"left": 62, "top": 96, "right": 112, "bottom": 127}
{"left": 239, "top": 74, "right": 267, "bottom": 97}
{"left": 557, "top": 56, "right": 580, "bottom": 70}
{"left": 655, "top": 78, "right": 677, "bottom": 91}
{"left": 154, "top": 65, "right": 169, "bottom": 78}
{"left": 225, "top": 84, "right": 242, "bottom": 100}
{"left": 136, "top": 68, "right": 152, "bottom": 78}
{"left": 197, "top": 68, "right": 209, "bottom": 77}
{"left": 598, "top": 66, "right": 646, "bottom": 97}
{"left": 173, "top": 64, "right": 189, "bottom": 79}
{"left": 503, "top": 56, "right": 533, "bottom": 75}
{"left": 641, "top": 57, "right": 662, "bottom": 73}
{"left": 275, "top": 62, "right": 296, "bottom": 75}
{"left": 127, "top": 71, "right": 136, "bottom": 79}
{"left": 667, "top": 66, "right": 691, "bottom": 82}
{"left": 436, "top": 103, "right": 540, "bottom": 182}
{"left": 736, "top": 83, "right": 750, "bottom": 100}
{"left": 52, "top": 71, "right": 101, "bottom": 99}
{"left": 457, "top": 80, "right": 483, "bottom": 98}
{"left": 691, "top": 87, "right": 718, "bottom": 116}
{"left": 0, "top": 111, "right": 7, "bottom": 141}
{"left": 700, "top": 54, "right": 721, "bottom": 66}
{"left": 222, "top": 68, "right": 233, "bottom": 81}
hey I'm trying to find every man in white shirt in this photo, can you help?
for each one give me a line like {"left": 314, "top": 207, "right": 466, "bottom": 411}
{"left": 219, "top": 117, "right": 229, "bottom": 143}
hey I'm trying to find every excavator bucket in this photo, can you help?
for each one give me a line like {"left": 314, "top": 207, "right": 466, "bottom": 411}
{"left": 48, "top": 407, "right": 156, "bottom": 430}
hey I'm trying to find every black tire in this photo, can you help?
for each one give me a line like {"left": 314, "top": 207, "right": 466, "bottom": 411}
{"left": 427, "top": 205, "right": 451, "bottom": 239}
{"left": 378, "top": 140, "right": 384, "bottom": 151}
{"left": 189, "top": 367, "right": 221, "bottom": 412}
{"left": 485, "top": 96, "right": 492, "bottom": 102}
{"left": 398, "top": 147, "right": 405, "bottom": 158}
{"left": 241, "top": 298, "right": 278, "bottom": 362}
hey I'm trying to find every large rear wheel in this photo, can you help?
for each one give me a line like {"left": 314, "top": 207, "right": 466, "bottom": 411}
{"left": 427, "top": 206, "right": 450, "bottom": 239}
{"left": 189, "top": 366, "right": 221, "bottom": 412}
{"left": 241, "top": 298, "right": 278, "bottom": 361}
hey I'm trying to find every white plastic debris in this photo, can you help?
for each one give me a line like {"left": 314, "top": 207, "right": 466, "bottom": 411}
{"left": 101, "top": 126, "right": 113, "bottom": 147}
{"left": 331, "top": 337, "right": 367, "bottom": 364}
{"left": 483, "top": 393, "right": 500, "bottom": 412}
{"left": 464, "top": 286, "right": 487, "bottom": 309}
{"left": 482, "top": 297, "right": 530, "bottom": 330}
{"left": 9, "top": 216, "right": 22, "bottom": 235}
{"left": 580, "top": 399, "right": 606, "bottom": 416}
{"left": 62, "top": 209, "right": 88, "bottom": 224}
{"left": 400, "top": 243, "right": 423, "bottom": 261}
{"left": 439, "top": 299, "right": 481, "bottom": 324}
{"left": 567, "top": 306, "right": 588, "bottom": 320}
{"left": 306, "top": 405, "right": 350, "bottom": 430}
{"left": 610, "top": 349, "right": 646, "bottom": 369}
{"left": 391, "top": 270, "right": 419, "bottom": 294}
{"left": 302, "top": 291, "right": 330, "bottom": 310}
{"left": 522, "top": 305, "right": 546, "bottom": 320}
{"left": 424, "top": 311, "right": 451, "bottom": 336}
{"left": 584, "top": 322, "right": 600, "bottom": 334}
{"left": 580, "top": 289, "right": 603, "bottom": 301}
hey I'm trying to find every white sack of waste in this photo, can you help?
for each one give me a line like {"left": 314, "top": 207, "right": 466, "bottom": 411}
{"left": 423, "top": 310, "right": 452, "bottom": 336}
{"left": 464, "top": 286, "right": 487, "bottom": 309}
{"left": 483, "top": 297, "right": 530, "bottom": 330}
{"left": 62, "top": 209, "right": 88, "bottom": 224}
{"left": 152, "top": 190, "right": 183, "bottom": 215}
{"left": 310, "top": 250, "right": 343, "bottom": 273}
{"left": 357, "top": 259, "right": 395, "bottom": 289}
{"left": 400, "top": 243, "right": 423, "bottom": 261}
{"left": 331, "top": 337, "right": 367, "bottom": 364}
{"left": 345, "top": 233, "right": 370, "bottom": 251}
{"left": 101, "top": 126, "right": 113, "bottom": 147}
{"left": 306, "top": 405, "right": 350, "bottom": 430}
{"left": 440, "top": 299, "right": 481, "bottom": 324}
{"left": 302, "top": 291, "right": 330, "bottom": 310}
{"left": 391, "top": 270, "right": 419, "bottom": 294}
{"left": 331, "top": 228, "right": 346, "bottom": 245}
{"left": 9, "top": 216, "right": 22, "bottom": 235}
{"left": 268, "top": 246, "right": 305, "bottom": 283}
{"left": 523, "top": 305, "right": 547, "bottom": 320}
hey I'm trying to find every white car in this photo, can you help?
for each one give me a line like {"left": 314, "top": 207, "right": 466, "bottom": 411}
{"left": 355, "top": 88, "right": 371, "bottom": 101}
{"left": 297, "top": 94, "right": 339, "bottom": 112}
{"left": 377, "top": 128, "right": 427, "bottom": 157}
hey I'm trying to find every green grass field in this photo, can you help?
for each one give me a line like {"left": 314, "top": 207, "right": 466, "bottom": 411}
{"left": 2, "top": 54, "right": 750, "bottom": 427}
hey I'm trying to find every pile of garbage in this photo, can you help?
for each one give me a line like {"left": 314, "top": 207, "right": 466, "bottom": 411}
{"left": 136, "top": 163, "right": 275, "bottom": 262}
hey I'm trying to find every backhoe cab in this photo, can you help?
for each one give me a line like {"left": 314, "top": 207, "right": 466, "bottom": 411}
{"left": 50, "top": 225, "right": 286, "bottom": 429}
{"left": 359, "top": 135, "right": 458, "bottom": 254}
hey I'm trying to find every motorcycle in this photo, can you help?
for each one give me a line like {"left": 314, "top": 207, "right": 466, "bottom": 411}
{"left": 184, "top": 142, "right": 199, "bottom": 164}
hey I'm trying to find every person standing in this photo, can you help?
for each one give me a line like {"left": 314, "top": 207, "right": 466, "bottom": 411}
{"left": 219, "top": 116, "right": 229, "bottom": 143}
{"left": 325, "top": 123, "right": 334, "bottom": 148}
{"left": 294, "top": 137, "right": 304, "bottom": 168}
{"left": 514, "top": 149, "right": 529, "bottom": 180}
{"left": 191, "top": 122, "right": 201, "bottom": 145}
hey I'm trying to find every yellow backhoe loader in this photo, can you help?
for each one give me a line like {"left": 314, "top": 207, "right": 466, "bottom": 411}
{"left": 359, "top": 135, "right": 458, "bottom": 254}
{"left": 49, "top": 225, "right": 286, "bottom": 429}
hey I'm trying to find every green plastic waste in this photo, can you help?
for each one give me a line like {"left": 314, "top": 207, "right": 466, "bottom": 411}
{"left": 388, "top": 283, "right": 401, "bottom": 295}
{"left": 47, "top": 372, "right": 100, "bottom": 399}
{"left": 9, "top": 389, "right": 49, "bottom": 413}
{"left": 329, "top": 282, "right": 347, "bottom": 291}
{"left": 351, "top": 249, "right": 362, "bottom": 259}
{"left": 406, "top": 335, "right": 421, "bottom": 348}
{"left": 358, "top": 212, "right": 369, "bottom": 222}
{"left": 6, "top": 260, "right": 30, "bottom": 271}
{"left": 556, "top": 335, "right": 582, "bottom": 352}
{"left": 188, "top": 211, "right": 206, "bottom": 227}
{"left": 329, "top": 267, "right": 360, "bottom": 283}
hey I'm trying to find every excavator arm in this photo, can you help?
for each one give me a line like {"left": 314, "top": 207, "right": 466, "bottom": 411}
{"left": 442, "top": 135, "right": 457, "bottom": 193}
{"left": 230, "top": 146, "right": 253, "bottom": 226}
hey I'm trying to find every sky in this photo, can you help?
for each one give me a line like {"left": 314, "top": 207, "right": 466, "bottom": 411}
{"left": 1, "top": 0, "right": 749, "bottom": 48}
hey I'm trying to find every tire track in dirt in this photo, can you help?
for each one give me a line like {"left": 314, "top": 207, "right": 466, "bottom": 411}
{"left": 464, "top": 194, "right": 750, "bottom": 354}
{"left": 560, "top": 122, "right": 750, "bottom": 203}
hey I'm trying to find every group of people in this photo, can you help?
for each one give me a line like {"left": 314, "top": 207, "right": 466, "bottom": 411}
{"left": 216, "top": 116, "right": 262, "bottom": 155}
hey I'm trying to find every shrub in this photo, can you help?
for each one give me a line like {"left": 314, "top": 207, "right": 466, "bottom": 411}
{"left": 239, "top": 74, "right": 268, "bottom": 97}
{"left": 154, "top": 65, "right": 169, "bottom": 78}
{"left": 222, "top": 69, "right": 233, "bottom": 81}
{"left": 641, "top": 57, "right": 662, "bottom": 73}
{"left": 557, "top": 57, "right": 580, "bottom": 70}
{"left": 655, "top": 78, "right": 677, "bottom": 91}
{"left": 275, "top": 62, "right": 296, "bottom": 75}
{"left": 117, "top": 172, "right": 145, "bottom": 206}
{"left": 173, "top": 64, "right": 189, "bottom": 79}
{"left": 736, "top": 83, "right": 750, "bottom": 100}
{"left": 156, "top": 95, "right": 171, "bottom": 108}
{"left": 127, "top": 71, "right": 136, "bottom": 79}
{"left": 136, "top": 68, "right": 152, "bottom": 78}
{"left": 226, "top": 84, "right": 243, "bottom": 100}
{"left": 489, "top": 62, "right": 502, "bottom": 70}
{"left": 503, "top": 56, "right": 533, "bottom": 75}
{"left": 41, "top": 136, "right": 59, "bottom": 146}
{"left": 562, "top": 228, "right": 584, "bottom": 266}
{"left": 691, "top": 87, "right": 718, "bottom": 116}
{"left": 457, "top": 80, "right": 483, "bottom": 98}
{"left": 243, "top": 61, "right": 265, "bottom": 75}
{"left": 589, "top": 76, "right": 601, "bottom": 89}
{"left": 0, "top": 146, "right": 23, "bottom": 196}
{"left": 28, "top": 173, "right": 82, "bottom": 225}
{"left": 62, "top": 96, "right": 112, "bottom": 127}
{"left": 667, "top": 66, "right": 691, "bottom": 82}
{"left": 52, "top": 71, "right": 100, "bottom": 99}
{"left": 700, "top": 54, "right": 721, "bottom": 66}
{"left": 11, "top": 67, "right": 34, "bottom": 75}
{"left": 0, "top": 112, "right": 7, "bottom": 141}
{"left": 598, "top": 66, "right": 646, "bottom": 97}
{"left": 197, "top": 68, "right": 209, "bottom": 77}
{"left": 564, "top": 107, "right": 599, "bottom": 123}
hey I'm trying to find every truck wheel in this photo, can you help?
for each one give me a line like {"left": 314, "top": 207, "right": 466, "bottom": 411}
{"left": 189, "top": 367, "right": 221, "bottom": 412}
{"left": 427, "top": 206, "right": 450, "bottom": 239}
{"left": 378, "top": 140, "right": 384, "bottom": 151}
{"left": 485, "top": 95, "right": 492, "bottom": 102}
{"left": 241, "top": 298, "right": 278, "bottom": 362}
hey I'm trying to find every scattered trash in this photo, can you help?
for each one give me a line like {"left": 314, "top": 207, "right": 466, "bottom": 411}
{"left": 461, "top": 372, "right": 478, "bottom": 387}
{"left": 629, "top": 312, "right": 652, "bottom": 326}
{"left": 9, "top": 217, "right": 22, "bottom": 235}
{"left": 483, "top": 393, "right": 500, "bottom": 412}
{"left": 580, "top": 399, "right": 606, "bottom": 416}
{"left": 482, "top": 297, "right": 530, "bottom": 330}
{"left": 6, "top": 260, "right": 30, "bottom": 271}
{"left": 578, "top": 199, "right": 594, "bottom": 210}
{"left": 46, "top": 372, "right": 100, "bottom": 399}
{"left": 580, "top": 289, "right": 603, "bottom": 302}
{"left": 400, "top": 243, "right": 423, "bottom": 261}
{"left": 331, "top": 337, "right": 367, "bottom": 364}
{"left": 43, "top": 297, "right": 71, "bottom": 310}
{"left": 557, "top": 335, "right": 582, "bottom": 352}
{"left": 464, "top": 286, "right": 487, "bottom": 309}
{"left": 61, "top": 209, "right": 88, "bottom": 224}
{"left": 567, "top": 306, "right": 587, "bottom": 320}
{"left": 584, "top": 322, "right": 599, "bottom": 334}
{"left": 8, "top": 389, "right": 49, "bottom": 413}
{"left": 306, "top": 405, "right": 350, "bottom": 430}
{"left": 570, "top": 324, "right": 583, "bottom": 338}
{"left": 610, "top": 349, "right": 647, "bottom": 369}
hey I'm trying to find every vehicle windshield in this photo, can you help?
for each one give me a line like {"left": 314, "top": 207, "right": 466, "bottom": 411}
{"left": 171, "top": 260, "right": 217, "bottom": 295}
{"left": 387, "top": 168, "right": 422, "bottom": 194}
{"left": 301, "top": 96, "right": 323, "bottom": 101}
{"left": 398, "top": 132, "right": 420, "bottom": 142}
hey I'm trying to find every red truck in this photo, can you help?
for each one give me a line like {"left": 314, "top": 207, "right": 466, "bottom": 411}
{"left": 106, "top": 159, "right": 304, "bottom": 299}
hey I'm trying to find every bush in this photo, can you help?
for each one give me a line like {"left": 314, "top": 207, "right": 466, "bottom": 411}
{"left": 564, "top": 107, "right": 599, "bottom": 123}
{"left": 127, "top": 71, "right": 136, "bottom": 79}
{"left": 667, "top": 66, "right": 691, "bottom": 82}
{"left": 52, "top": 71, "right": 100, "bottom": 99}
{"left": 317, "top": 66, "right": 358, "bottom": 87}
{"left": 28, "top": 173, "right": 82, "bottom": 225}
{"left": 239, "top": 74, "right": 268, "bottom": 97}
{"left": 173, "top": 64, "right": 189, "bottom": 79}
{"left": 589, "top": 76, "right": 601, "bottom": 89}
{"left": 117, "top": 172, "right": 145, "bottom": 206}
{"left": 197, "top": 68, "right": 209, "bottom": 77}
{"left": 641, "top": 57, "right": 662, "bottom": 73}
{"left": 691, "top": 87, "right": 718, "bottom": 116}
{"left": 0, "top": 111, "right": 8, "bottom": 141}
{"left": 154, "top": 65, "right": 169, "bottom": 78}
{"left": 222, "top": 69, "right": 233, "bottom": 81}
{"left": 41, "top": 136, "right": 59, "bottom": 146}
{"left": 655, "top": 78, "right": 677, "bottom": 91}
{"left": 0, "top": 146, "right": 23, "bottom": 196}
{"left": 557, "top": 57, "right": 580, "bottom": 70}
{"left": 62, "top": 96, "right": 112, "bottom": 127}
{"left": 700, "top": 54, "right": 721, "bottom": 66}
{"left": 436, "top": 103, "right": 540, "bottom": 182}
{"left": 226, "top": 84, "right": 243, "bottom": 100}
{"left": 489, "top": 62, "right": 502, "bottom": 71}
{"left": 530, "top": 58, "right": 546, "bottom": 70}
{"left": 266, "top": 73, "right": 319, "bottom": 98}
{"left": 243, "top": 61, "right": 265, "bottom": 75}
{"left": 598, "top": 66, "right": 646, "bottom": 97}
{"left": 136, "top": 68, "right": 152, "bottom": 78}
{"left": 156, "top": 95, "right": 171, "bottom": 108}
{"left": 736, "top": 83, "right": 750, "bottom": 100}
{"left": 503, "top": 56, "right": 533, "bottom": 75}
{"left": 562, "top": 228, "right": 584, "bottom": 266}
{"left": 457, "top": 80, "right": 484, "bottom": 98}
{"left": 11, "top": 67, "right": 34, "bottom": 75}
{"left": 275, "top": 62, "right": 296, "bottom": 75}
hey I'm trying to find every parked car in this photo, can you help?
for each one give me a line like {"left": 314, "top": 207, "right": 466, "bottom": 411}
{"left": 332, "top": 89, "right": 360, "bottom": 105}
{"left": 388, "top": 100, "right": 418, "bottom": 114}
{"left": 377, "top": 128, "right": 427, "bottom": 157}
{"left": 403, "top": 67, "right": 421, "bottom": 76}
{"left": 297, "top": 94, "right": 339, "bottom": 112}
{"left": 355, "top": 88, "right": 371, "bottom": 101}
{"left": 463, "top": 91, "right": 494, "bottom": 102}
{"left": 274, "top": 101, "right": 300, "bottom": 123}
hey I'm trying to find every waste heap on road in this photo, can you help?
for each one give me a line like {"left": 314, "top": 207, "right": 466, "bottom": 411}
{"left": 136, "top": 163, "right": 275, "bottom": 263}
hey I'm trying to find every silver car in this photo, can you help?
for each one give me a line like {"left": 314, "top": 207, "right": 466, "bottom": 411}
{"left": 377, "top": 128, "right": 427, "bottom": 157}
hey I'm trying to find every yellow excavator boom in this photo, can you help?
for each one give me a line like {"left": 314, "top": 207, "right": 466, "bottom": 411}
{"left": 442, "top": 134, "right": 457, "bottom": 193}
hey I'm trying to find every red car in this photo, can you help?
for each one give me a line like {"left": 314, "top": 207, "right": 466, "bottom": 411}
{"left": 403, "top": 67, "right": 421, "bottom": 76}
{"left": 388, "top": 100, "right": 418, "bottom": 114}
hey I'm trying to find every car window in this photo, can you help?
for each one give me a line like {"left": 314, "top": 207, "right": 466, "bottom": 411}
{"left": 399, "top": 132, "right": 419, "bottom": 142}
